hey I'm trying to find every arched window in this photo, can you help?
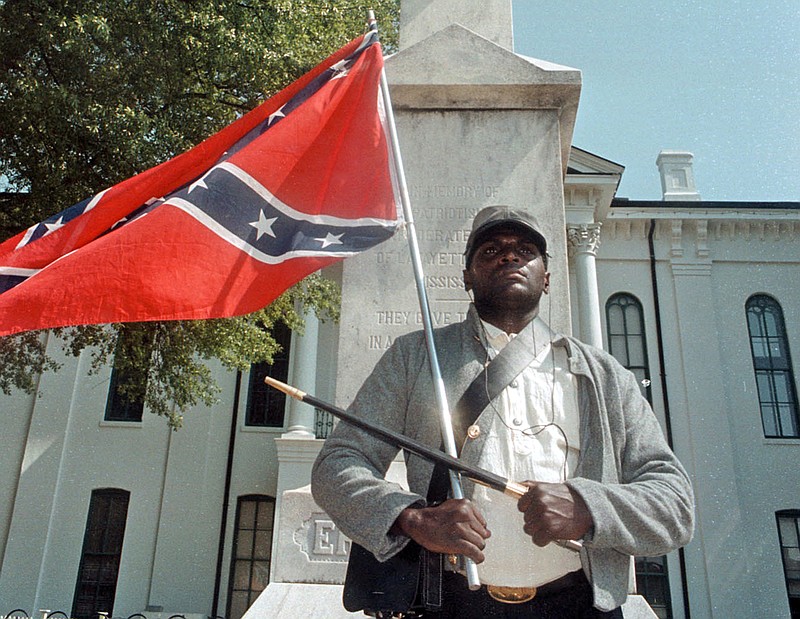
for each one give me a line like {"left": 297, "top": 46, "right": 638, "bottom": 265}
{"left": 72, "top": 489, "right": 130, "bottom": 619}
{"left": 606, "top": 293, "right": 671, "bottom": 617}
{"left": 606, "top": 293, "right": 652, "bottom": 402}
{"left": 746, "top": 295, "right": 800, "bottom": 438}
{"left": 777, "top": 510, "right": 800, "bottom": 617}
{"left": 227, "top": 495, "right": 276, "bottom": 619}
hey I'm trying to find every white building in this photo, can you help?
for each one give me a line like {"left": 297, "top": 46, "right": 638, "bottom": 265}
{"left": 568, "top": 148, "right": 800, "bottom": 618}
{"left": 2, "top": 148, "right": 799, "bottom": 619}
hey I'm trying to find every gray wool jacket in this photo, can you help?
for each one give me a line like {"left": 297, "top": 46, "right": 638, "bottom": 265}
{"left": 312, "top": 306, "right": 694, "bottom": 612}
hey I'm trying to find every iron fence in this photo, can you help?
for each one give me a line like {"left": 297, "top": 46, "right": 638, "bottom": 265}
{"left": 314, "top": 407, "right": 334, "bottom": 438}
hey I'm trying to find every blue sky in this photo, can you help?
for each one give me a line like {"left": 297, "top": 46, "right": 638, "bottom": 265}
{"left": 512, "top": 1, "right": 799, "bottom": 202}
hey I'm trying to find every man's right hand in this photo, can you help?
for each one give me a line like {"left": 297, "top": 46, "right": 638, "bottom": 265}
{"left": 392, "top": 499, "right": 491, "bottom": 563}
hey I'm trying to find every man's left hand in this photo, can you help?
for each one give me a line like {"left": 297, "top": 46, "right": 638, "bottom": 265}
{"left": 517, "top": 481, "right": 593, "bottom": 547}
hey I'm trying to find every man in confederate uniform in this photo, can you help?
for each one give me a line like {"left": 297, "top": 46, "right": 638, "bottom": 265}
{"left": 312, "top": 206, "right": 694, "bottom": 618}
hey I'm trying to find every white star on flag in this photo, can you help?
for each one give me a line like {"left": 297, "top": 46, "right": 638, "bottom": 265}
{"left": 188, "top": 171, "right": 212, "bottom": 193}
{"left": 268, "top": 105, "right": 286, "bottom": 125}
{"left": 42, "top": 216, "right": 65, "bottom": 237}
{"left": 330, "top": 59, "right": 350, "bottom": 80}
{"left": 249, "top": 210, "right": 277, "bottom": 240}
{"left": 316, "top": 232, "right": 344, "bottom": 248}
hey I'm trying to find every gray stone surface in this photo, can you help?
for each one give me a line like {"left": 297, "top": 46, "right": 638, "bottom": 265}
{"left": 271, "top": 459, "right": 408, "bottom": 586}
{"left": 399, "top": 0, "right": 514, "bottom": 51}
{"left": 622, "top": 595, "right": 660, "bottom": 618}
{"left": 385, "top": 24, "right": 580, "bottom": 173}
{"left": 242, "top": 582, "right": 358, "bottom": 618}
{"left": 272, "top": 485, "right": 350, "bottom": 585}
{"left": 335, "top": 25, "right": 580, "bottom": 408}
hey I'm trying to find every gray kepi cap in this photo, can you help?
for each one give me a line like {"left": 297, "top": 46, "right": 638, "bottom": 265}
{"left": 464, "top": 205, "right": 548, "bottom": 268}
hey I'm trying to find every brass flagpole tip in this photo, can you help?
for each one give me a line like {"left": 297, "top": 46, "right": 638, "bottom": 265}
{"left": 263, "top": 376, "right": 306, "bottom": 401}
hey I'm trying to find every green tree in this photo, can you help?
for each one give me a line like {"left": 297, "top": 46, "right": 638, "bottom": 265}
{"left": 0, "top": 0, "right": 400, "bottom": 427}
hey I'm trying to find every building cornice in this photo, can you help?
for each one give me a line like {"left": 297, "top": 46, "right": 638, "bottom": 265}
{"left": 603, "top": 217, "right": 800, "bottom": 243}
{"left": 611, "top": 198, "right": 800, "bottom": 212}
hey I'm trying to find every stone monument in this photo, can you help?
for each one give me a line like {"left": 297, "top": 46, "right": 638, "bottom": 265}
{"left": 335, "top": 5, "right": 581, "bottom": 408}
{"left": 246, "top": 2, "right": 656, "bottom": 617}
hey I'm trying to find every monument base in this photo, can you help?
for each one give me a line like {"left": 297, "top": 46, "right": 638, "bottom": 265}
{"left": 242, "top": 582, "right": 358, "bottom": 618}
{"left": 623, "top": 595, "right": 660, "bottom": 618}
{"left": 255, "top": 478, "right": 658, "bottom": 618}
{"left": 243, "top": 584, "right": 657, "bottom": 618}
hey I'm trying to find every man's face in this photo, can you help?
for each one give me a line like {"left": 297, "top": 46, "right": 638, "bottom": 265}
{"left": 463, "top": 226, "right": 550, "bottom": 317}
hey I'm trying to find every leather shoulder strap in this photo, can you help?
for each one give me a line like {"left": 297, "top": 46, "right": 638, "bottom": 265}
{"left": 426, "top": 329, "right": 538, "bottom": 504}
{"left": 451, "top": 328, "right": 538, "bottom": 452}
{"left": 427, "top": 323, "right": 540, "bottom": 504}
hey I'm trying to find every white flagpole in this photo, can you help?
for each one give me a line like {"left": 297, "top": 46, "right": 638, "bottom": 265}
{"left": 368, "top": 12, "right": 482, "bottom": 590}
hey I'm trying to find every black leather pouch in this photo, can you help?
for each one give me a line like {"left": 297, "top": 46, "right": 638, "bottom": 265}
{"left": 343, "top": 540, "right": 425, "bottom": 615}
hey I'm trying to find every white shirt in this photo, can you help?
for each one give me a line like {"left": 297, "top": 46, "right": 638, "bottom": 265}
{"left": 462, "top": 318, "right": 582, "bottom": 588}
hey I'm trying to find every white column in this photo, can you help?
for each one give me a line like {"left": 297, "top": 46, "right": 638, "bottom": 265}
{"left": 284, "top": 310, "right": 320, "bottom": 438}
{"left": 567, "top": 223, "right": 604, "bottom": 348}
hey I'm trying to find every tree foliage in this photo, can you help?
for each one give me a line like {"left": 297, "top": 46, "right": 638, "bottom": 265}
{"left": 0, "top": 0, "right": 399, "bottom": 427}
{"left": 0, "top": 0, "right": 399, "bottom": 217}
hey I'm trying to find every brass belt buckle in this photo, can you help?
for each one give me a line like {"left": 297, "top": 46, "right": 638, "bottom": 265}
{"left": 486, "top": 585, "right": 538, "bottom": 604}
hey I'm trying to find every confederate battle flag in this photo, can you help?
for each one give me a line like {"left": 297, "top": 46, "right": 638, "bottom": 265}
{"left": 0, "top": 30, "right": 400, "bottom": 337}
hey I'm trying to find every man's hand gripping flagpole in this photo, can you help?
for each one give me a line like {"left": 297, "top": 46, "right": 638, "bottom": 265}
{"left": 367, "top": 12, "right": 484, "bottom": 590}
